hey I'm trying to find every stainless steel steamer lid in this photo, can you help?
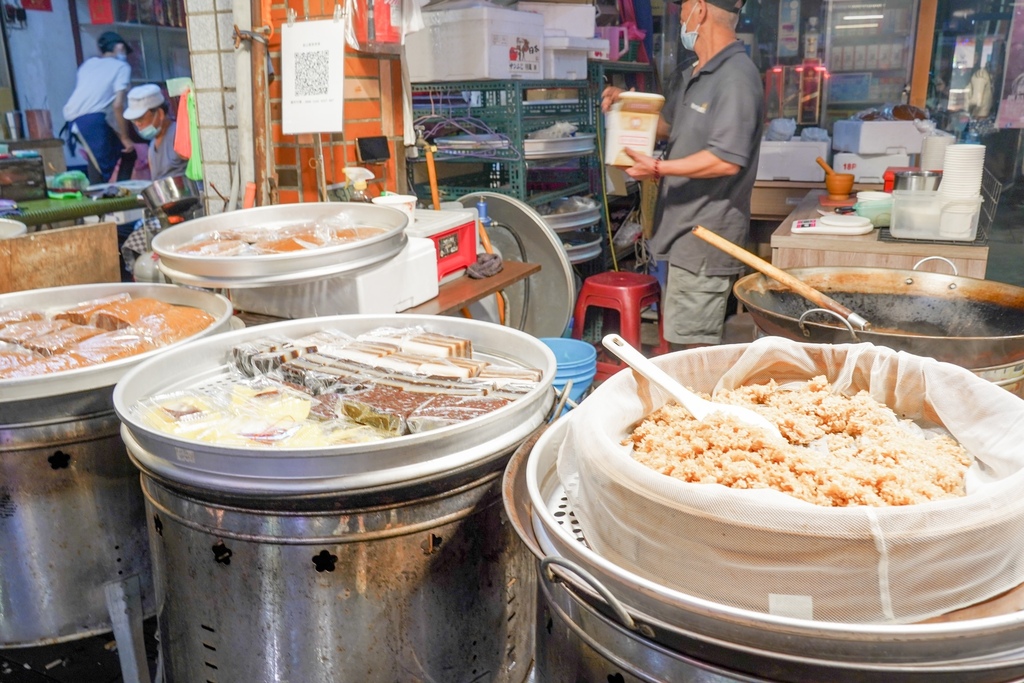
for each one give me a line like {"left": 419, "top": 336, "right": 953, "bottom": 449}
{"left": 151, "top": 202, "right": 409, "bottom": 278}
{"left": 114, "top": 315, "right": 556, "bottom": 491}
{"left": 0, "top": 283, "right": 232, "bottom": 410}
{"left": 522, "top": 417, "right": 1024, "bottom": 670}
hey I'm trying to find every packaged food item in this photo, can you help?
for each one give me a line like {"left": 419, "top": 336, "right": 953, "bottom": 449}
{"left": 129, "top": 306, "right": 216, "bottom": 344}
{"left": 72, "top": 332, "right": 155, "bottom": 364}
{"left": 53, "top": 293, "right": 131, "bottom": 325}
{"left": 0, "top": 349, "right": 39, "bottom": 374}
{"left": 407, "top": 394, "right": 511, "bottom": 432}
{"left": 0, "top": 318, "right": 74, "bottom": 344}
{"left": 0, "top": 352, "right": 91, "bottom": 378}
{"left": 23, "top": 324, "right": 104, "bottom": 356}
{"left": 93, "top": 298, "right": 175, "bottom": 331}
{"left": 0, "top": 309, "right": 45, "bottom": 328}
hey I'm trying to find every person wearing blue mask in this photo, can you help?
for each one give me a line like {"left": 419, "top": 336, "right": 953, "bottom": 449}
{"left": 62, "top": 31, "right": 136, "bottom": 183}
{"left": 123, "top": 84, "right": 187, "bottom": 180}
{"left": 601, "top": 0, "right": 763, "bottom": 349}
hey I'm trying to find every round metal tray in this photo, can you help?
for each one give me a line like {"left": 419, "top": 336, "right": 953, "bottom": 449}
{"left": 523, "top": 417, "right": 1024, "bottom": 675}
{"left": 152, "top": 202, "right": 408, "bottom": 278}
{"left": 158, "top": 233, "right": 407, "bottom": 289}
{"left": 540, "top": 197, "right": 602, "bottom": 233}
{"left": 524, "top": 133, "right": 596, "bottom": 159}
{"left": 113, "top": 315, "right": 556, "bottom": 492}
{"left": 561, "top": 230, "right": 603, "bottom": 264}
{"left": 0, "top": 283, "right": 232, "bottom": 414}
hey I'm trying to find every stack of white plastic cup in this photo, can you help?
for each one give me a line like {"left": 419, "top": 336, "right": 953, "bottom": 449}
{"left": 937, "top": 143, "right": 985, "bottom": 238}
{"left": 919, "top": 134, "right": 955, "bottom": 171}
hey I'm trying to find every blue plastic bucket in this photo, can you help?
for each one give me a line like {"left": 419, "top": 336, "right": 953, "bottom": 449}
{"left": 540, "top": 338, "right": 597, "bottom": 412}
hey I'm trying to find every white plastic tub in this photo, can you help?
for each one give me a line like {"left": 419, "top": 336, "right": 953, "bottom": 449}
{"left": 890, "top": 190, "right": 982, "bottom": 241}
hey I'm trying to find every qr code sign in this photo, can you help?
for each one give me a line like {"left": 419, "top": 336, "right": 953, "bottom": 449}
{"left": 294, "top": 50, "right": 330, "bottom": 97}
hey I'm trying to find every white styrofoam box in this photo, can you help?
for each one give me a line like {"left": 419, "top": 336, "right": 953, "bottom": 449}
{"left": 832, "top": 151, "right": 910, "bottom": 183}
{"left": 832, "top": 120, "right": 925, "bottom": 155}
{"left": 406, "top": 5, "right": 545, "bottom": 81}
{"left": 755, "top": 140, "right": 831, "bottom": 182}
{"left": 543, "top": 36, "right": 607, "bottom": 79}
{"left": 515, "top": 1, "right": 596, "bottom": 37}
{"left": 229, "top": 238, "right": 439, "bottom": 317}
{"left": 604, "top": 91, "right": 665, "bottom": 166}
{"left": 409, "top": 207, "right": 479, "bottom": 282}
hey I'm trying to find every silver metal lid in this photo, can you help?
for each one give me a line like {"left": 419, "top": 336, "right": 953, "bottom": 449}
{"left": 114, "top": 315, "right": 556, "bottom": 491}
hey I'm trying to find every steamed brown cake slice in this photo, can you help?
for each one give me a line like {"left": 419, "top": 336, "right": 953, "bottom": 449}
{"left": 54, "top": 293, "right": 131, "bottom": 325}
{"left": 0, "top": 309, "right": 45, "bottom": 329}
{"left": 0, "top": 319, "right": 73, "bottom": 344}
{"left": 73, "top": 332, "right": 155, "bottom": 363}
{"left": 0, "top": 350, "right": 40, "bottom": 374}
{"left": 93, "top": 298, "right": 175, "bottom": 331}
{"left": 0, "top": 352, "right": 91, "bottom": 378}
{"left": 23, "top": 325, "right": 105, "bottom": 356}
{"left": 129, "top": 305, "right": 216, "bottom": 344}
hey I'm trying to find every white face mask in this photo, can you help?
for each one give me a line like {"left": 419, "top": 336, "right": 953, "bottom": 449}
{"left": 680, "top": 3, "right": 700, "bottom": 50}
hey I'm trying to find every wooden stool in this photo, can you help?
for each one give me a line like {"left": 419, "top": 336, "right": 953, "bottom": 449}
{"left": 571, "top": 271, "right": 669, "bottom": 380}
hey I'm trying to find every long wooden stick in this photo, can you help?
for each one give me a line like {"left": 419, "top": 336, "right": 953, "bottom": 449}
{"left": 692, "top": 226, "right": 871, "bottom": 329}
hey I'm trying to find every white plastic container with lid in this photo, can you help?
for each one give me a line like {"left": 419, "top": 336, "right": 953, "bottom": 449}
{"left": 515, "top": 1, "right": 596, "bottom": 38}
{"left": 890, "top": 190, "right": 982, "bottom": 242}
{"left": 604, "top": 91, "right": 665, "bottom": 167}
{"left": 405, "top": 4, "right": 545, "bottom": 81}
{"left": 543, "top": 36, "right": 608, "bottom": 79}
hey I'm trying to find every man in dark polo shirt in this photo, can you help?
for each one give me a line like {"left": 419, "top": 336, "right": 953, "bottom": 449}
{"left": 602, "top": 0, "right": 763, "bottom": 348}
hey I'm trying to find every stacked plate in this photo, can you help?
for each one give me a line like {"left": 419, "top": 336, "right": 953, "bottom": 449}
{"left": 938, "top": 144, "right": 985, "bottom": 239}
{"left": 940, "top": 144, "right": 985, "bottom": 198}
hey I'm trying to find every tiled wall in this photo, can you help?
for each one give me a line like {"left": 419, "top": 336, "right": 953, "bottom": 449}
{"left": 185, "top": 0, "right": 405, "bottom": 210}
{"left": 185, "top": 0, "right": 239, "bottom": 213}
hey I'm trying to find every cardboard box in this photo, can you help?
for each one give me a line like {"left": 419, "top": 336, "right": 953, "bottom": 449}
{"left": 832, "top": 120, "right": 925, "bottom": 155}
{"left": 515, "top": 1, "right": 596, "bottom": 37}
{"left": 832, "top": 151, "right": 910, "bottom": 183}
{"left": 406, "top": 6, "right": 544, "bottom": 81}
{"left": 755, "top": 140, "right": 831, "bottom": 182}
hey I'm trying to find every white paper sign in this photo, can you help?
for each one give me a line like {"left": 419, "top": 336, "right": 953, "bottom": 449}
{"left": 281, "top": 19, "right": 345, "bottom": 135}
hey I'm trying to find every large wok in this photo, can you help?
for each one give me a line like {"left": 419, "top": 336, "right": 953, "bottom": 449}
{"left": 734, "top": 265, "right": 1024, "bottom": 370}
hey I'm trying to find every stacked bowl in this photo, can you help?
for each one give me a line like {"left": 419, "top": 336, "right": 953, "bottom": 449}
{"left": 938, "top": 143, "right": 985, "bottom": 239}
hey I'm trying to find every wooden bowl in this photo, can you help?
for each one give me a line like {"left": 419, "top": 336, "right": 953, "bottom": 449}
{"left": 825, "top": 173, "right": 855, "bottom": 200}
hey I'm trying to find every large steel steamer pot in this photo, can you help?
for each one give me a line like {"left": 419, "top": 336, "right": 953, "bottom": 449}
{"left": 733, "top": 265, "right": 1024, "bottom": 395}
{"left": 0, "top": 283, "right": 233, "bottom": 647}
{"left": 113, "top": 315, "right": 556, "bottom": 682}
{"left": 505, "top": 414, "right": 1024, "bottom": 683}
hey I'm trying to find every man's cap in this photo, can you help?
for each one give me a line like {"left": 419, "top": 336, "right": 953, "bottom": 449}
{"left": 97, "top": 31, "right": 132, "bottom": 54}
{"left": 123, "top": 84, "right": 166, "bottom": 121}
{"left": 674, "top": 0, "right": 746, "bottom": 12}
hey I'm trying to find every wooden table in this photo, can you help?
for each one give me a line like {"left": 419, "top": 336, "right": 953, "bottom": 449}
{"left": 770, "top": 190, "right": 989, "bottom": 278}
{"left": 236, "top": 261, "right": 542, "bottom": 325}
{"left": 406, "top": 261, "right": 541, "bottom": 315}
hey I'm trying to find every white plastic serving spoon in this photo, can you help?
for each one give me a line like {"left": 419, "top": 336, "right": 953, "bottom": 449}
{"left": 601, "top": 333, "right": 784, "bottom": 440}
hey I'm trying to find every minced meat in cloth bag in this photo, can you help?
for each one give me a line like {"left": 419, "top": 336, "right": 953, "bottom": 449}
{"left": 558, "top": 338, "right": 1024, "bottom": 624}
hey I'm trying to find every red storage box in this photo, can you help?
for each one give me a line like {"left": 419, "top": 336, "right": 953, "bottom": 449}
{"left": 408, "top": 208, "right": 479, "bottom": 283}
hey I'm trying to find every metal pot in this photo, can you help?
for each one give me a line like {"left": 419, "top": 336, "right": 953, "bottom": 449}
{"left": 508, "top": 419, "right": 1024, "bottom": 683}
{"left": 733, "top": 265, "right": 1024, "bottom": 373}
{"left": 0, "top": 283, "right": 232, "bottom": 648}
{"left": 142, "top": 175, "right": 201, "bottom": 216}
{"left": 114, "top": 315, "right": 557, "bottom": 681}
{"left": 894, "top": 170, "right": 942, "bottom": 192}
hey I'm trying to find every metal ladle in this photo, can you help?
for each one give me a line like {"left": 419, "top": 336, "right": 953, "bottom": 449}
{"left": 602, "top": 334, "right": 784, "bottom": 440}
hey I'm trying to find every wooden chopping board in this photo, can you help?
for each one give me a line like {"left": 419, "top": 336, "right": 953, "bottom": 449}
{"left": 0, "top": 222, "right": 120, "bottom": 294}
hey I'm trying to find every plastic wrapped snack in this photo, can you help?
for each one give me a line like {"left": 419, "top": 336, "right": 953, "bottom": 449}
{"left": 93, "top": 298, "right": 174, "bottom": 331}
{"left": 337, "top": 384, "right": 433, "bottom": 435}
{"left": 72, "top": 331, "right": 155, "bottom": 364}
{"left": 0, "top": 348, "right": 40, "bottom": 374}
{"left": 173, "top": 238, "right": 252, "bottom": 256}
{"left": 0, "top": 352, "right": 91, "bottom": 378}
{"left": 231, "top": 336, "right": 293, "bottom": 376}
{"left": 129, "top": 306, "right": 216, "bottom": 345}
{"left": 22, "top": 324, "right": 104, "bottom": 356}
{"left": 0, "top": 318, "right": 74, "bottom": 344}
{"left": 53, "top": 293, "right": 131, "bottom": 325}
{"left": 407, "top": 394, "right": 511, "bottom": 433}
{"left": 0, "top": 309, "right": 45, "bottom": 329}
{"left": 229, "top": 378, "right": 313, "bottom": 422}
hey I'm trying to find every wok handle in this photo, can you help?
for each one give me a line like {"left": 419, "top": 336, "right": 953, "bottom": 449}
{"left": 692, "top": 226, "right": 871, "bottom": 330}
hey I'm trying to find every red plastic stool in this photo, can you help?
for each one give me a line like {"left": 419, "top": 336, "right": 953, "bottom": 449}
{"left": 571, "top": 271, "right": 669, "bottom": 380}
